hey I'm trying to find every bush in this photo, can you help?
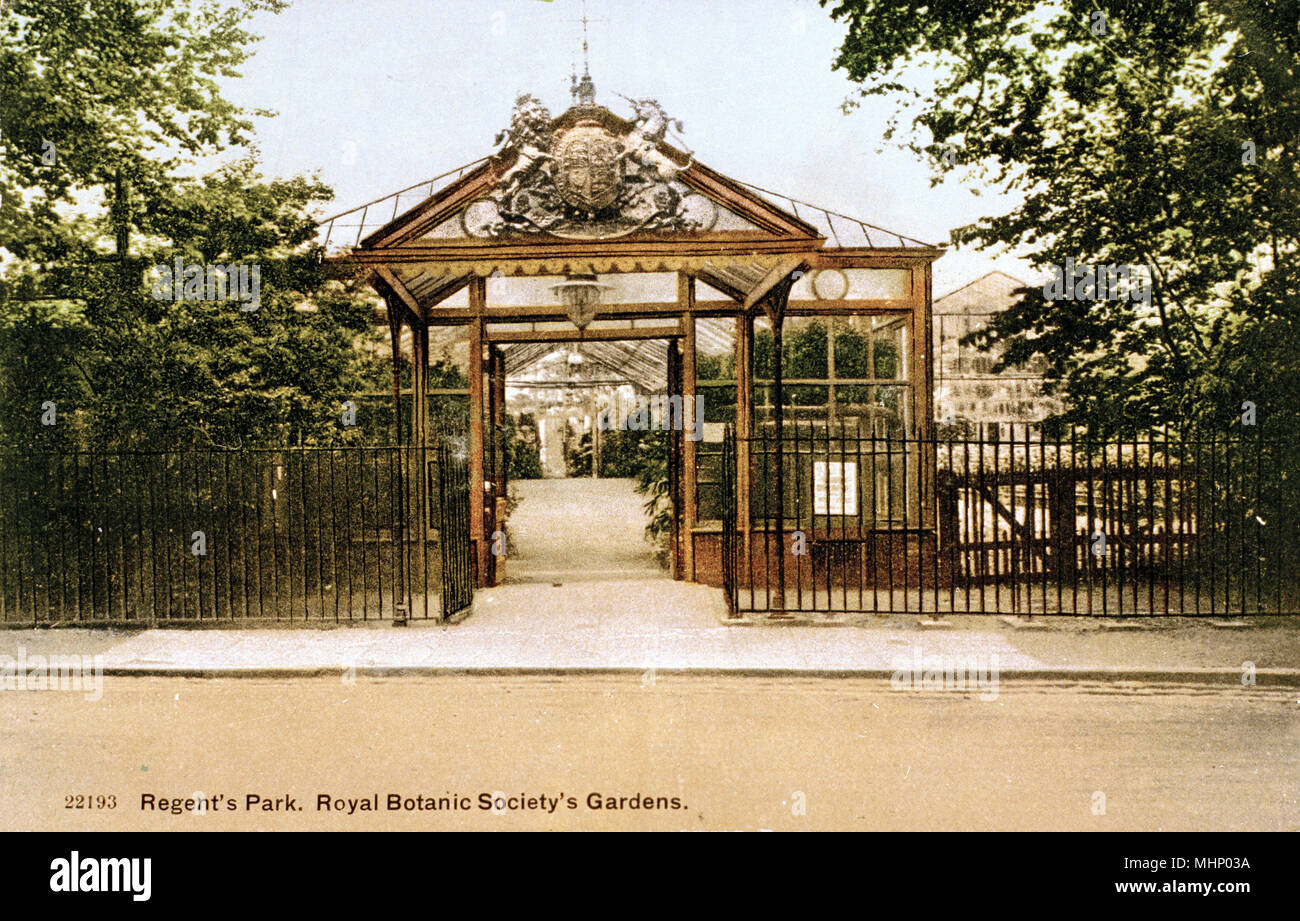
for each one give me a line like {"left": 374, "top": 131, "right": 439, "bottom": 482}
{"left": 564, "top": 430, "right": 592, "bottom": 477}
{"left": 505, "top": 413, "right": 543, "bottom": 480}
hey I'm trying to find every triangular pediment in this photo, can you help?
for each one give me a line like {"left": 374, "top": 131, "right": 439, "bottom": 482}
{"left": 411, "top": 178, "right": 772, "bottom": 243}
{"left": 359, "top": 102, "right": 823, "bottom": 252}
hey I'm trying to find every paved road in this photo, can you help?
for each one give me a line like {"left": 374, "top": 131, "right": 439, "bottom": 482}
{"left": 505, "top": 478, "right": 666, "bottom": 583}
{"left": 2, "top": 676, "right": 1296, "bottom": 830}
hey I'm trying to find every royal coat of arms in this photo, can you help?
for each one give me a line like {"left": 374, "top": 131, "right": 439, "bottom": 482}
{"left": 553, "top": 124, "right": 622, "bottom": 213}
{"left": 461, "top": 93, "right": 717, "bottom": 239}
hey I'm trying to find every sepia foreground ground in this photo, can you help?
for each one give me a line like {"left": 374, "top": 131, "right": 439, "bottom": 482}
{"left": 1, "top": 675, "right": 1296, "bottom": 831}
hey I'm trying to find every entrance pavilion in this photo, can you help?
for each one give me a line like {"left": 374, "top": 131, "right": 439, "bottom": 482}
{"left": 321, "top": 75, "right": 943, "bottom": 599}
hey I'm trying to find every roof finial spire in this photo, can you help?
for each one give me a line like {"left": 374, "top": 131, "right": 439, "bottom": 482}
{"left": 568, "top": 0, "right": 600, "bottom": 106}
{"left": 580, "top": 0, "right": 591, "bottom": 76}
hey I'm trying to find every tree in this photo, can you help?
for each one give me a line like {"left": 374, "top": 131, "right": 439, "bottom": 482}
{"left": 0, "top": 1, "right": 400, "bottom": 451}
{"left": 1, "top": 0, "right": 287, "bottom": 262}
{"left": 629, "top": 429, "right": 672, "bottom": 565}
{"left": 824, "top": 0, "right": 1299, "bottom": 438}
{"left": 0, "top": 288, "right": 90, "bottom": 450}
{"left": 0, "top": 155, "right": 387, "bottom": 451}
{"left": 505, "top": 412, "right": 543, "bottom": 480}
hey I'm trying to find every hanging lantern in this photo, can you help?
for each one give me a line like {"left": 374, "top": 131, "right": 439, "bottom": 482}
{"left": 550, "top": 274, "right": 609, "bottom": 330}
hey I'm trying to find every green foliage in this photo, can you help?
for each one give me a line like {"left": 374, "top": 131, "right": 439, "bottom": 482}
{"left": 0, "top": 159, "right": 384, "bottom": 451}
{"left": 827, "top": 1, "right": 1300, "bottom": 578}
{"left": 598, "top": 426, "right": 658, "bottom": 478}
{"left": 0, "top": 293, "right": 91, "bottom": 451}
{"left": 427, "top": 361, "right": 470, "bottom": 438}
{"left": 696, "top": 353, "right": 730, "bottom": 382}
{"left": 1, "top": 0, "right": 288, "bottom": 260}
{"left": 629, "top": 430, "right": 672, "bottom": 562}
{"left": 823, "top": 0, "right": 1299, "bottom": 440}
{"left": 0, "top": 0, "right": 394, "bottom": 452}
{"left": 505, "top": 413, "right": 543, "bottom": 480}
{"left": 834, "top": 326, "right": 870, "bottom": 378}
{"left": 750, "top": 321, "right": 886, "bottom": 408}
{"left": 753, "top": 322, "right": 876, "bottom": 380}
{"left": 565, "top": 430, "right": 592, "bottom": 477}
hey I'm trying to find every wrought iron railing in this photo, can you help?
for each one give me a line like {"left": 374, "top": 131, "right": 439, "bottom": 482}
{"left": 314, "top": 159, "right": 490, "bottom": 254}
{"left": 0, "top": 444, "right": 473, "bottom": 625}
{"left": 723, "top": 423, "right": 1299, "bottom": 617}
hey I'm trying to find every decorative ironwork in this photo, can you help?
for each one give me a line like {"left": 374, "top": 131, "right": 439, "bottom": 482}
{"left": 463, "top": 93, "right": 715, "bottom": 240}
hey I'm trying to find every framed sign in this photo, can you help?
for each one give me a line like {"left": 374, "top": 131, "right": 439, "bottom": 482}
{"left": 813, "top": 460, "right": 858, "bottom": 515}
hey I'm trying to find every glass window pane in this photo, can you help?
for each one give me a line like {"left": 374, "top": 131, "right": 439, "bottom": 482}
{"left": 786, "top": 384, "right": 828, "bottom": 406}
{"left": 781, "top": 318, "right": 828, "bottom": 378}
{"left": 873, "top": 385, "right": 911, "bottom": 436}
{"left": 695, "top": 318, "right": 735, "bottom": 381}
{"left": 699, "top": 384, "right": 735, "bottom": 423}
{"left": 832, "top": 320, "right": 871, "bottom": 378}
{"left": 873, "top": 321, "right": 907, "bottom": 380}
{"left": 698, "top": 484, "right": 723, "bottom": 522}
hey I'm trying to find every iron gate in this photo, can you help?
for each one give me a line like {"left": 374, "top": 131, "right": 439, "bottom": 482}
{"left": 435, "top": 440, "right": 473, "bottom": 620}
{"left": 720, "top": 424, "right": 738, "bottom": 616}
{"left": 0, "top": 444, "right": 476, "bottom": 625}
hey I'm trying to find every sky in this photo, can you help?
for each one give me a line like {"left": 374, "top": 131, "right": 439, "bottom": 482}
{"left": 218, "top": 0, "right": 1037, "bottom": 296}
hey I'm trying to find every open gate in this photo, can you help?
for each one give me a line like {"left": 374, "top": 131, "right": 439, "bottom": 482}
{"left": 435, "top": 440, "right": 474, "bottom": 620}
{"left": 720, "top": 424, "right": 738, "bottom": 616}
{"left": 0, "top": 445, "right": 480, "bottom": 625}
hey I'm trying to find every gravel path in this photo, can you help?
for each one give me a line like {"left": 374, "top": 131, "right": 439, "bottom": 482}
{"left": 505, "top": 478, "right": 666, "bottom": 583}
